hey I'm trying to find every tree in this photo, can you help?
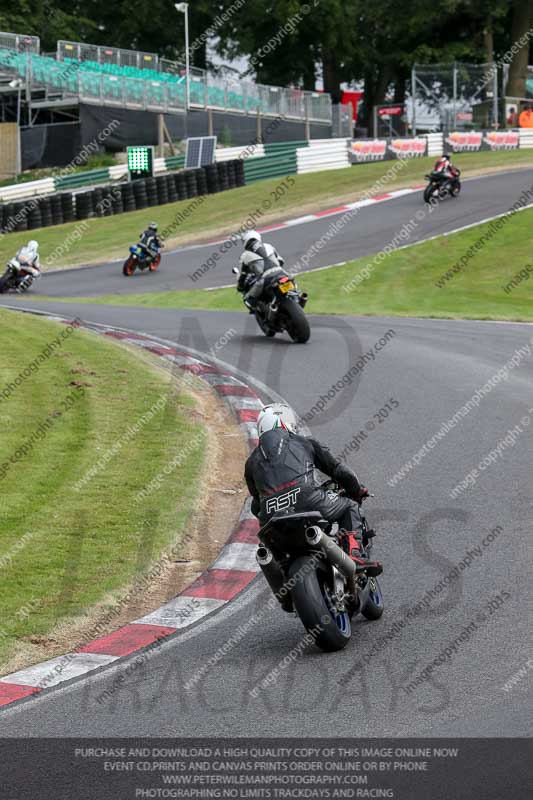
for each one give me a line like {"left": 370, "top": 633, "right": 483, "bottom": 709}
{"left": 505, "top": 0, "right": 533, "bottom": 98}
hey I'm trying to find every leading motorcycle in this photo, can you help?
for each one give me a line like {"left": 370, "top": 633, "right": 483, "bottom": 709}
{"left": 0, "top": 256, "right": 41, "bottom": 293}
{"left": 255, "top": 481, "right": 383, "bottom": 652}
{"left": 232, "top": 266, "right": 310, "bottom": 344}
{"left": 123, "top": 243, "right": 162, "bottom": 277}
{"left": 423, "top": 169, "right": 461, "bottom": 203}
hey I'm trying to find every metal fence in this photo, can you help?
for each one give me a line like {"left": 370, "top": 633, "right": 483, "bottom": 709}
{"left": 55, "top": 39, "right": 331, "bottom": 122}
{"left": 411, "top": 61, "right": 498, "bottom": 132}
{"left": 57, "top": 40, "right": 158, "bottom": 70}
{"left": 0, "top": 30, "right": 40, "bottom": 54}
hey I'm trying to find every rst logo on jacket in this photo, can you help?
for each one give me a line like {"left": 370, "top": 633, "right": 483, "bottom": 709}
{"left": 265, "top": 487, "right": 301, "bottom": 514}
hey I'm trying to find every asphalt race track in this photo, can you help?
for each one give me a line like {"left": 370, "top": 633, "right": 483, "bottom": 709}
{"left": 0, "top": 166, "right": 532, "bottom": 737}
{"left": 35, "top": 167, "right": 533, "bottom": 296}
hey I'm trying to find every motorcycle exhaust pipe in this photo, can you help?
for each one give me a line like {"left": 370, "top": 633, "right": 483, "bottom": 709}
{"left": 305, "top": 526, "right": 355, "bottom": 579}
{"left": 299, "top": 292, "right": 308, "bottom": 308}
{"left": 256, "top": 545, "right": 287, "bottom": 599}
{"left": 306, "top": 526, "right": 358, "bottom": 605}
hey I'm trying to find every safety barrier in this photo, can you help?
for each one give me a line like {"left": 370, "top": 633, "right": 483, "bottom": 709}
{"left": 425, "top": 132, "right": 444, "bottom": 155}
{"left": 1, "top": 129, "right": 529, "bottom": 221}
{"left": 519, "top": 129, "right": 533, "bottom": 148}
{"left": 296, "top": 138, "right": 350, "bottom": 173}
{"left": 0, "top": 161, "right": 244, "bottom": 235}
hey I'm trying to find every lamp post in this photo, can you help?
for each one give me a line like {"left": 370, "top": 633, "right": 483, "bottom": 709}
{"left": 175, "top": 2, "right": 190, "bottom": 112}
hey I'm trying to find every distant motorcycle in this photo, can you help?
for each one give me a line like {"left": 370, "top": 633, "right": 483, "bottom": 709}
{"left": 232, "top": 266, "right": 310, "bottom": 343}
{"left": 256, "top": 480, "right": 383, "bottom": 652}
{"left": 123, "top": 243, "right": 162, "bottom": 276}
{"left": 423, "top": 170, "right": 461, "bottom": 203}
{"left": 0, "top": 257, "right": 41, "bottom": 293}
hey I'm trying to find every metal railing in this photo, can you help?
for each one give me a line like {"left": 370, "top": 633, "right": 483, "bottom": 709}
{"left": 56, "top": 39, "right": 332, "bottom": 122}
{"left": 0, "top": 34, "right": 331, "bottom": 122}
{"left": 57, "top": 40, "right": 158, "bottom": 70}
{"left": 0, "top": 30, "right": 39, "bottom": 54}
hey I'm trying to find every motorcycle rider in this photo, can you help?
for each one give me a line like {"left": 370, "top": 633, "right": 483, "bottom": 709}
{"left": 237, "top": 230, "right": 285, "bottom": 311}
{"left": 433, "top": 153, "right": 460, "bottom": 191}
{"left": 138, "top": 222, "right": 162, "bottom": 264}
{"left": 245, "top": 403, "right": 383, "bottom": 575}
{"left": 15, "top": 240, "right": 41, "bottom": 290}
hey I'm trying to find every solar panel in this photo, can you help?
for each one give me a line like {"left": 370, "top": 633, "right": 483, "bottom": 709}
{"left": 185, "top": 136, "right": 217, "bottom": 168}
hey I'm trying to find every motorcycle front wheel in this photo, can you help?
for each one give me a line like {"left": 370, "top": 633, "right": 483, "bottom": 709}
{"left": 423, "top": 184, "right": 438, "bottom": 203}
{"left": 123, "top": 257, "right": 136, "bottom": 277}
{"left": 289, "top": 556, "right": 351, "bottom": 652}
{"left": 149, "top": 253, "right": 161, "bottom": 272}
{"left": 281, "top": 298, "right": 310, "bottom": 344}
{"left": 360, "top": 576, "right": 384, "bottom": 620}
{"left": 255, "top": 311, "right": 276, "bottom": 338}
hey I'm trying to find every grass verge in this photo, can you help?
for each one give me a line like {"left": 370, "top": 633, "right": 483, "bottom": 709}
{"left": 2, "top": 148, "right": 533, "bottom": 272}
{"left": 56, "top": 205, "right": 533, "bottom": 322}
{"left": 0, "top": 310, "right": 207, "bottom": 670}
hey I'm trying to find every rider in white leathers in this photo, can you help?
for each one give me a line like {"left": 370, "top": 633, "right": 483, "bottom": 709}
{"left": 16, "top": 240, "right": 41, "bottom": 278}
{"left": 237, "top": 230, "right": 285, "bottom": 310}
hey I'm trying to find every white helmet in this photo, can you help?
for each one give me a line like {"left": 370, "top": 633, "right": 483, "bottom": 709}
{"left": 28, "top": 240, "right": 38, "bottom": 251}
{"left": 257, "top": 403, "right": 297, "bottom": 437}
{"left": 242, "top": 229, "right": 262, "bottom": 250}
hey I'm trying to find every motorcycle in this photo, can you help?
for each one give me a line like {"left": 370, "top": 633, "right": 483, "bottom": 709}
{"left": 0, "top": 257, "right": 41, "bottom": 294}
{"left": 423, "top": 170, "right": 461, "bottom": 203}
{"left": 123, "top": 243, "right": 162, "bottom": 277}
{"left": 255, "top": 480, "right": 383, "bottom": 652}
{"left": 232, "top": 265, "right": 310, "bottom": 344}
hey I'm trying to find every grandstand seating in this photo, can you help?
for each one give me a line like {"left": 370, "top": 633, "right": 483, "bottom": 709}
{"left": 0, "top": 31, "right": 332, "bottom": 122}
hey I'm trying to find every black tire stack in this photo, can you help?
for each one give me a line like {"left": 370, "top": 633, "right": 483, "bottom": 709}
{"left": 51, "top": 194, "right": 64, "bottom": 226}
{"left": 121, "top": 182, "right": 136, "bottom": 213}
{"left": 132, "top": 179, "right": 148, "bottom": 210}
{"left": 195, "top": 168, "right": 208, "bottom": 196}
{"left": 14, "top": 202, "right": 28, "bottom": 232}
{"left": 184, "top": 169, "right": 198, "bottom": 198}
{"left": 217, "top": 161, "right": 229, "bottom": 192}
{"left": 0, "top": 159, "right": 249, "bottom": 235}
{"left": 111, "top": 187, "right": 124, "bottom": 216}
{"left": 175, "top": 172, "right": 188, "bottom": 200}
{"left": 39, "top": 197, "right": 53, "bottom": 228}
{"left": 156, "top": 175, "right": 169, "bottom": 205}
{"left": 27, "top": 200, "right": 42, "bottom": 231}
{"left": 226, "top": 160, "right": 237, "bottom": 190}
{"left": 101, "top": 185, "right": 115, "bottom": 217}
{"left": 61, "top": 193, "right": 75, "bottom": 223}
{"left": 166, "top": 174, "right": 178, "bottom": 203}
{"left": 75, "top": 190, "right": 92, "bottom": 220}
{"left": 234, "top": 159, "right": 245, "bottom": 187}
{"left": 145, "top": 177, "right": 158, "bottom": 207}
{"left": 205, "top": 163, "right": 219, "bottom": 194}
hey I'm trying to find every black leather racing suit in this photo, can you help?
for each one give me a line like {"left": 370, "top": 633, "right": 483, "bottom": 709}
{"left": 244, "top": 428, "right": 363, "bottom": 531}
{"left": 139, "top": 230, "right": 161, "bottom": 260}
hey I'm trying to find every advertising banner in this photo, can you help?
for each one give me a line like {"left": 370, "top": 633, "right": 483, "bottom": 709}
{"left": 350, "top": 136, "right": 427, "bottom": 164}
{"left": 350, "top": 139, "right": 388, "bottom": 162}
{"left": 445, "top": 130, "right": 519, "bottom": 152}
{"left": 388, "top": 137, "right": 427, "bottom": 158}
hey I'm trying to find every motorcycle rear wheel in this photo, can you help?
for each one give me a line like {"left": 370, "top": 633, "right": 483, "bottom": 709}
{"left": 451, "top": 181, "right": 461, "bottom": 197}
{"left": 281, "top": 298, "right": 310, "bottom": 344}
{"left": 289, "top": 556, "right": 351, "bottom": 652}
{"left": 123, "top": 257, "right": 136, "bottom": 277}
{"left": 0, "top": 275, "right": 9, "bottom": 293}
